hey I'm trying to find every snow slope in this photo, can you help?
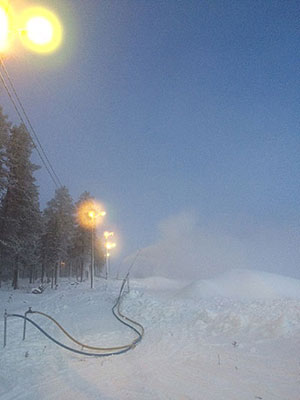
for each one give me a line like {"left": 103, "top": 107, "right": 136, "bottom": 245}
{"left": 0, "top": 270, "right": 300, "bottom": 400}
{"left": 180, "top": 269, "right": 300, "bottom": 300}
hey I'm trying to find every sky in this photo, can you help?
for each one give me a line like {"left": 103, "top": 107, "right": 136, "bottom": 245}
{"left": 1, "top": 0, "right": 300, "bottom": 278}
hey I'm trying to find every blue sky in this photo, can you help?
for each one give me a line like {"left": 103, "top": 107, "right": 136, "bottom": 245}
{"left": 2, "top": 0, "right": 300, "bottom": 268}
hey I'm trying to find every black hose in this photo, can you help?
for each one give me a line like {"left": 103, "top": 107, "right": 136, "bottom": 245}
{"left": 8, "top": 314, "right": 133, "bottom": 357}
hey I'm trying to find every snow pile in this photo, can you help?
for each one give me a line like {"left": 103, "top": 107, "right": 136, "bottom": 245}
{"left": 132, "top": 276, "right": 188, "bottom": 290}
{"left": 180, "top": 269, "right": 300, "bottom": 300}
{"left": 123, "top": 271, "right": 300, "bottom": 341}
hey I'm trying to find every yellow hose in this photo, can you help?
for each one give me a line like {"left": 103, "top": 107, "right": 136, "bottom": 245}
{"left": 31, "top": 303, "right": 142, "bottom": 352}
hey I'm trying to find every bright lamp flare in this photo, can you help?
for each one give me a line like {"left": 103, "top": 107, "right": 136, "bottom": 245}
{"left": 104, "top": 231, "right": 114, "bottom": 239}
{"left": 0, "top": 5, "right": 9, "bottom": 51}
{"left": 76, "top": 200, "right": 106, "bottom": 229}
{"left": 26, "top": 16, "right": 53, "bottom": 45}
{"left": 19, "top": 7, "right": 62, "bottom": 53}
{"left": 88, "top": 210, "right": 96, "bottom": 219}
{"left": 105, "top": 242, "right": 116, "bottom": 250}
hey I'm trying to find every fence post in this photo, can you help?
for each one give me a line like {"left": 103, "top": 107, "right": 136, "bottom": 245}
{"left": 23, "top": 307, "right": 32, "bottom": 341}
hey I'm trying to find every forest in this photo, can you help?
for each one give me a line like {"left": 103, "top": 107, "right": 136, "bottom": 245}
{"left": 0, "top": 106, "right": 105, "bottom": 289}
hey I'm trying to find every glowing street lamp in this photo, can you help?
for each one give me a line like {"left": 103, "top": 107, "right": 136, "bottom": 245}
{"left": 106, "top": 242, "right": 116, "bottom": 250}
{"left": 19, "top": 7, "right": 63, "bottom": 54}
{"left": 88, "top": 210, "right": 106, "bottom": 222}
{"left": 104, "top": 231, "right": 114, "bottom": 240}
{"left": 27, "top": 17, "right": 54, "bottom": 45}
{"left": 104, "top": 231, "right": 116, "bottom": 280}
{"left": 0, "top": 3, "right": 63, "bottom": 55}
{"left": 88, "top": 210, "right": 106, "bottom": 220}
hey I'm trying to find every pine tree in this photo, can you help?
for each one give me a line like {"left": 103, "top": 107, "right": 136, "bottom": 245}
{"left": 0, "top": 124, "right": 41, "bottom": 289}
{"left": 0, "top": 106, "right": 10, "bottom": 198}
{"left": 42, "top": 186, "right": 74, "bottom": 284}
{"left": 72, "top": 191, "right": 94, "bottom": 281}
{"left": 0, "top": 107, "right": 10, "bottom": 286}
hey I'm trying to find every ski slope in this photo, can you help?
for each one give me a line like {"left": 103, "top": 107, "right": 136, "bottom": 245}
{"left": 1, "top": 269, "right": 300, "bottom": 400}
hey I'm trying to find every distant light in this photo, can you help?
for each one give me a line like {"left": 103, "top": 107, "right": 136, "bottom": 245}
{"left": 0, "top": 4, "right": 9, "bottom": 51}
{"left": 106, "top": 242, "right": 116, "bottom": 250}
{"left": 88, "top": 210, "right": 96, "bottom": 219}
{"left": 19, "top": 7, "right": 62, "bottom": 54}
{"left": 104, "top": 231, "right": 114, "bottom": 239}
{"left": 77, "top": 200, "right": 106, "bottom": 229}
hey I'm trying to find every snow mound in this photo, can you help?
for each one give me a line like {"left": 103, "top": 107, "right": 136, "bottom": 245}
{"left": 180, "top": 269, "right": 300, "bottom": 300}
{"left": 132, "top": 276, "right": 187, "bottom": 290}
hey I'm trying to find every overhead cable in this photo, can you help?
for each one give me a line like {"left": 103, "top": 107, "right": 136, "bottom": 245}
{"left": 0, "top": 57, "right": 62, "bottom": 188}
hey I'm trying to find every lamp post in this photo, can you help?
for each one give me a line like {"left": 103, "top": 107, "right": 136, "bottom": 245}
{"left": 88, "top": 209, "right": 106, "bottom": 288}
{"left": 104, "top": 231, "right": 116, "bottom": 280}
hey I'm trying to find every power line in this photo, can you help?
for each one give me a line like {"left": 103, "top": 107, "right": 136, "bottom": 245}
{"left": 0, "top": 68, "right": 60, "bottom": 188}
{"left": 0, "top": 58, "right": 63, "bottom": 187}
{"left": 0, "top": 57, "right": 62, "bottom": 189}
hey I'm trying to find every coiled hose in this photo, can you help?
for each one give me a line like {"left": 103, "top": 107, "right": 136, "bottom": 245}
{"left": 5, "top": 277, "right": 144, "bottom": 357}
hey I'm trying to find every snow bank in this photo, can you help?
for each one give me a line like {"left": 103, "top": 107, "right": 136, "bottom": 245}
{"left": 131, "top": 276, "right": 188, "bottom": 290}
{"left": 180, "top": 269, "right": 300, "bottom": 300}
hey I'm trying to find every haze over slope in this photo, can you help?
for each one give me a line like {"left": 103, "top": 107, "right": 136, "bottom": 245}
{"left": 123, "top": 211, "right": 300, "bottom": 280}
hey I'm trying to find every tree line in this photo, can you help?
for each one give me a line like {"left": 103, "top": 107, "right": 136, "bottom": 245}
{"left": 0, "top": 106, "right": 105, "bottom": 289}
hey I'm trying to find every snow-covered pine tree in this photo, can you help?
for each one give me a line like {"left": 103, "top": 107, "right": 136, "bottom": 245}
{"left": 0, "top": 106, "right": 10, "bottom": 198}
{"left": 42, "top": 186, "right": 75, "bottom": 284}
{"left": 94, "top": 232, "right": 106, "bottom": 278}
{"left": 0, "top": 107, "right": 11, "bottom": 287}
{"left": 71, "top": 191, "right": 93, "bottom": 281}
{"left": 0, "top": 124, "right": 41, "bottom": 289}
{"left": 40, "top": 201, "right": 58, "bottom": 284}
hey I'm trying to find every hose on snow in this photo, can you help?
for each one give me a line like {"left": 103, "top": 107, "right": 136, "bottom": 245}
{"left": 4, "top": 276, "right": 144, "bottom": 357}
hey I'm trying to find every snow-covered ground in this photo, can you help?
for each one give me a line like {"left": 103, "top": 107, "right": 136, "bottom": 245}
{"left": 1, "top": 269, "right": 300, "bottom": 400}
